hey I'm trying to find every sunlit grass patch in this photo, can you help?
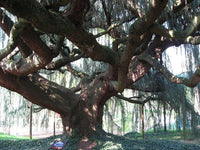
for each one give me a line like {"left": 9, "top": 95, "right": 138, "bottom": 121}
{"left": 0, "top": 133, "right": 32, "bottom": 140}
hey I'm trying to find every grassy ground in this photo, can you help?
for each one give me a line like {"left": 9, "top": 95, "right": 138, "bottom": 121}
{"left": 0, "top": 133, "right": 31, "bottom": 140}
{"left": 0, "top": 130, "right": 199, "bottom": 150}
{"left": 92, "top": 130, "right": 200, "bottom": 150}
{"left": 125, "top": 129, "right": 200, "bottom": 141}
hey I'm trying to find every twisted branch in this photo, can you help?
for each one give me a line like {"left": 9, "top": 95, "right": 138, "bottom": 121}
{"left": 138, "top": 53, "right": 200, "bottom": 88}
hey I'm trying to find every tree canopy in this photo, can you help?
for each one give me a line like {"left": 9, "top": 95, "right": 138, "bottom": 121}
{"left": 0, "top": 0, "right": 199, "bottom": 137}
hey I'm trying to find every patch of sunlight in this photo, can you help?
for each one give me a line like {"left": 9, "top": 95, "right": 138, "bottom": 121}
{"left": 194, "top": 16, "right": 198, "bottom": 25}
{"left": 186, "top": 36, "right": 192, "bottom": 43}
{"left": 169, "top": 30, "right": 174, "bottom": 38}
{"left": 0, "top": 133, "right": 33, "bottom": 140}
{"left": 151, "top": 0, "right": 156, "bottom": 7}
{"left": 102, "top": 142, "right": 122, "bottom": 150}
{"left": 173, "top": 136, "right": 181, "bottom": 139}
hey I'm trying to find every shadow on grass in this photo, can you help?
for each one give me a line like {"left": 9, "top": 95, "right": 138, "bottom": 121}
{"left": 0, "top": 131, "right": 200, "bottom": 150}
{"left": 92, "top": 131, "right": 200, "bottom": 150}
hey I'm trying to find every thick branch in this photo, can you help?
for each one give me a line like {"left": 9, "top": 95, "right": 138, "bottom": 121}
{"left": 116, "top": 94, "right": 157, "bottom": 104}
{"left": 72, "top": 77, "right": 93, "bottom": 92}
{"left": 69, "top": 0, "right": 90, "bottom": 24}
{"left": 127, "top": 57, "right": 151, "bottom": 87}
{"left": 0, "top": 69, "right": 78, "bottom": 114}
{"left": 158, "top": 0, "right": 195, "bottom": 24}
{"left": 45, "top": 52, "right": 84, "bottom": 70}
{"left": 184, "top": 36, "right": 200, "bottom": 45}
{"left": 20, "top": 24, "right": 54, "bottom": 62}
{"left": 173, "top": 0, "right": 194, "bottom": 13}
{"left": 122, "top": 0, "right": 142, "bottom": 18}
{"left": 0, "top": 53, "right": 50, "bottom": 76}
{"left": 0, "top": 0, "right": 119, "bottom": 66}
{"left": 128, "top": 83, "right": 165, "bottom": 93}
{"left": 138, "top": 53, "right": 200, "bottom": 87}
{"left": 118, "top": 0, "right": 168, "bottom": 92}
{"left": 0, "top": 9, "right": 32, "bottom": 58}
{"left": 0, "top": 20, "right": 28, "bottom": 61}
{"left": 126, "top": 36, "right": 174, "bottom": 89}
{"left": 0, "top": 22, "right": 55, "bottom": 75}
{"left": 151, "top": 13, "right": 200, "bottom": 42}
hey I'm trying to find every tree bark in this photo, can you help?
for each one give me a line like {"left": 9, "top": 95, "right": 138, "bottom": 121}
{"left": 182, "top": 98, "right": 186, "bottom": 140}
{"left": 0, "top": 67, "right": 118, "bottom": 136}
{"left": 163, "top": 102, "right": 167, "bottom": 132}
{"left": 0, "top": 0, "right": 170, "bottom": 138}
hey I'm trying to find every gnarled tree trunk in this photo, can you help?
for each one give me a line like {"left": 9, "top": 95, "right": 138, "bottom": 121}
{"left": 0, "top": 68, "right": 117, "bottom": 137}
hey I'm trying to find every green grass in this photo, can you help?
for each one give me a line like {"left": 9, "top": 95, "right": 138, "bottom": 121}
{"left": 0, "top": 133, "right": 32, "bottom": 140}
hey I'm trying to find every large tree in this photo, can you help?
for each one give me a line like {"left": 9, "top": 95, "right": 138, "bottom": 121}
{"left": 0, "top": 0, "right": 199, "bottom": 138}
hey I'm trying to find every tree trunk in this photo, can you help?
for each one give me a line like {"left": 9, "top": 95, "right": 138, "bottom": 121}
{"left": 163, "top": 101, "right": 167, "bottom": 132}
{"left": 29, "top": 102, "right": 33, "bottom": 139}
{"left": 61, "top": 85, "right": 114, "bottom": 137}
{"left": 0, "top": 69, "right": 115, "bottom": 137}
{"left": 60, "top": 100, "right": 99, "bottom": 137}
{"left": 182, "top": 99, "right": 186, "bottom": 140}
{"left": 141, "top": 104, "right": 145, "bottom": 139}
{"left": 176, "top": 108, "right": 181, "bottom": 131}
{"left": 191, "top": 111, "right": 198, "bottom": 137}
{"left": 0, "top": 50, "right": 149, "bottom": 138}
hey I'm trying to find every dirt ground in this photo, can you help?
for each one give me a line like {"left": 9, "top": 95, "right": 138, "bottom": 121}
{"left": 78, "top": 138, "right": 97, "bottom": 150}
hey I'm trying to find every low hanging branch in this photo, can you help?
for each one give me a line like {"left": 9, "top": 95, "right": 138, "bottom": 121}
{"left": 115, "top": 94, "right": 158, "bottom": 105}
{"left": 128, "top": 83, "right": 165, "bottom": 93}
{"left": 0, "top": 53, "right": 49, "bottom": 76}
{"left": 45, "top": 52, "right": 84, "bottom": 70}
{"left": 138, "top": 53, "right": 200, "bottom": 88}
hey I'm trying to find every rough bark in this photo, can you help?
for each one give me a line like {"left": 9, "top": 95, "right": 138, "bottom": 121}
{"left": 0, "top": 66, "right": 117, "bottom": 136}
{"left": 0, "top": 0, "right": 199, "bottom": 139}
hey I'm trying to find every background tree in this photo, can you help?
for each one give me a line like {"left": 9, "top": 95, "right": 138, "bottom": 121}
{"left": 0, "top": 0, "right": 199, "bottom": 138}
